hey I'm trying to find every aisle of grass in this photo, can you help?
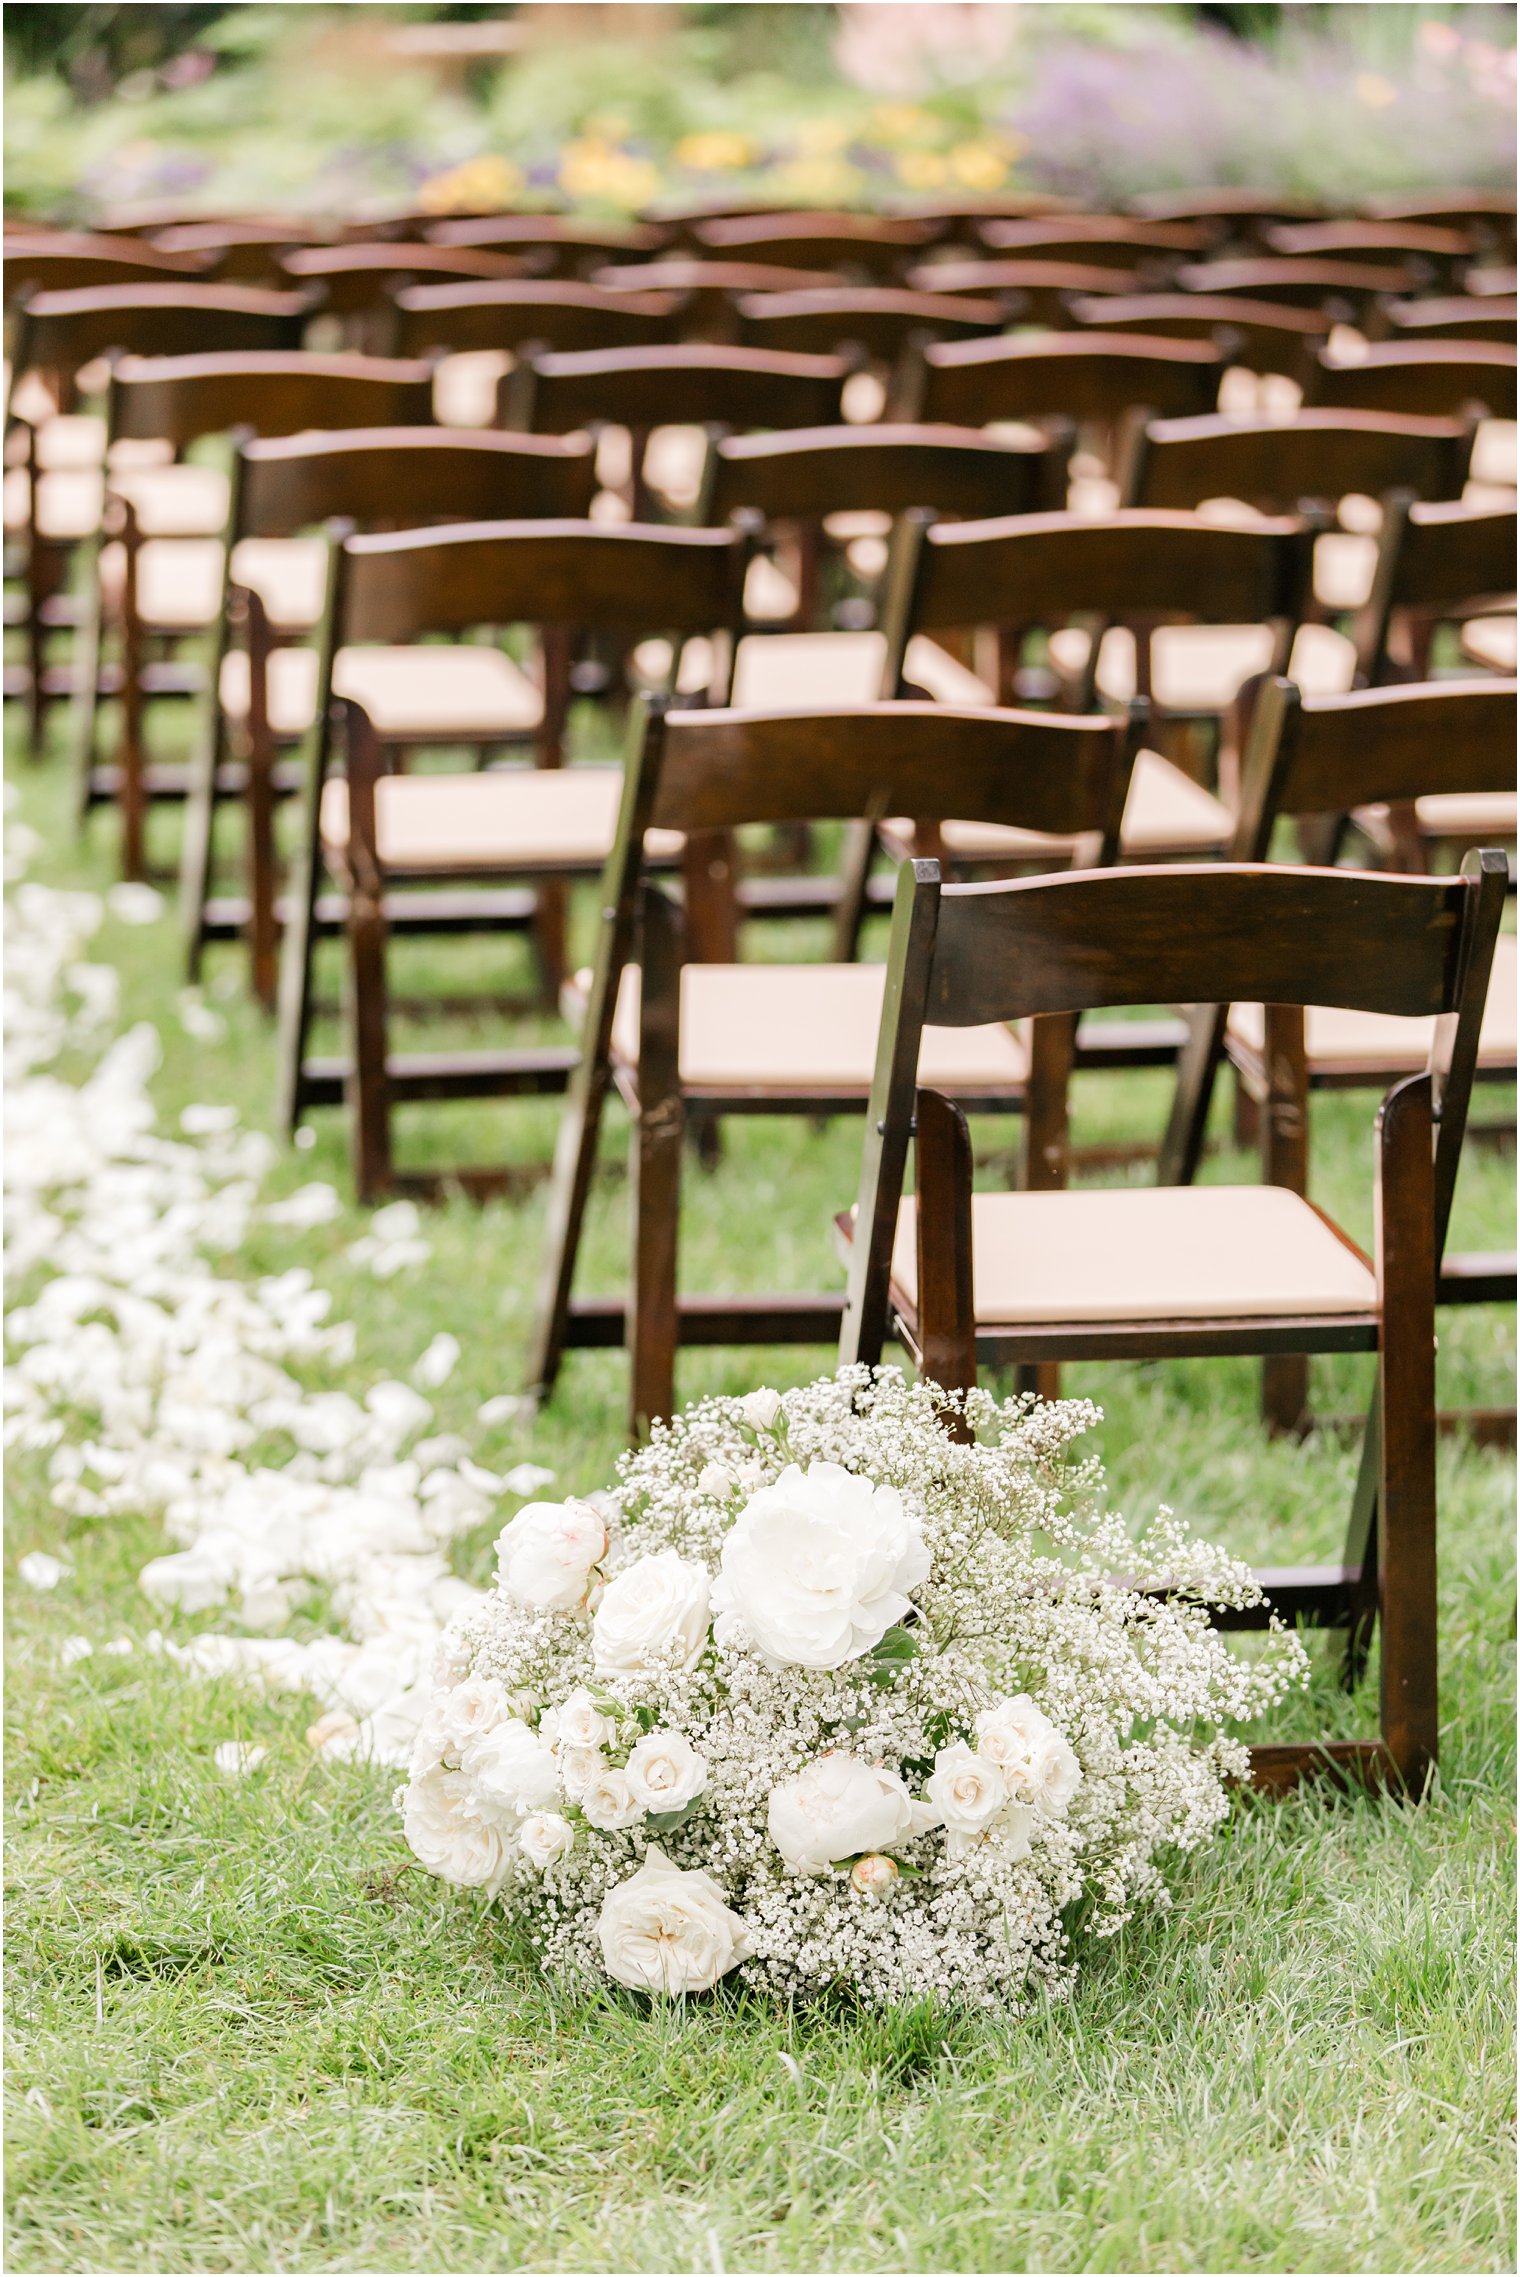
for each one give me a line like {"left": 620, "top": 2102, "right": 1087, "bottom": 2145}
{"left": 5, "top": 706, "right": 1515, "bottom": 2274}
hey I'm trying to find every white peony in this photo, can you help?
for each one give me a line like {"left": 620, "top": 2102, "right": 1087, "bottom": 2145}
{"left": 543, "top": 1686, "right": 614, "bottom": 1753}
{"left": 738, "top": 1389, "right": 783, "bottom": 1432}
{"left": 591, "top": 1551, "right": 710, "bottom": 1675}
{"left": 495, "top": 1498, "right": 606, "bottom": 1614}
{"left": 519, "top": 1811, "right": 575, "bottom": 1870}
{"left": 768, "top": 1751, "right": 916, "bottom": 1874}
{"left": 714, "top": 1460, "right": 929, "bottom": 1669}
{"left": 597, "top": 1845, "right": 753, "bottom": 1994}
{"left": 625, "top": 1729, "right": 707, "bottom": 1814}
{"left": 460, "top": 1718, "right": 560, "bottom": 1820}
{"left": 974, "top": 1695, "right": 1083, "bottom": 1817}
{"left": 581, "top": 1765, "right": 644, "bottom": 1831}
{"left": 403, "top": 1764, "right": 514, "bottom": 1887}
{"left": 437, "top": 1673, "right": 512, "bottom": 1756}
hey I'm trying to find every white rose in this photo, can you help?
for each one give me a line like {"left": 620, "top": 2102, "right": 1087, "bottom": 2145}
{"left": 495, "top": 1498, "right": 607, "bottom": 1614}
{"left": 581, "top": 1765, "right": 644, "bottom": 1831}
{"left": 436, "top": 1673, "right": 512, "bottom": 1756}
{"left": 697, "top": 1462, "right": 736, "bottom": 1498}
{"left": 925, "top": 1742, "right": 1010, "bottom": 1856}
{"left": 547, "top": 1686, "right": 615, "bottom": 1753}
{"left": 557, "top": 1743, "right": 605, "bottom": 1802}
{"left": 738, "top": 1389, "right": 783, "bottom": 1432}
{"left": 713, "top": 1461, "right": 930, "bottom": 1670}
{"left": 850, "top": 1853, "right": 900, "bottom": 1897}
{"left": 519, "top": 1811, "right": 575, "bottom": 1870}
{"left": 597, "top": 1845, "right": 753, "bottom": 1995}
{"left": 591, "top": 1551, "right": 710, "bottom": 1675}
{"left": 625, "top": 1729, "right": 707, "bottom": 1814}
{"left": 402, "top": 1764, "right": 513, "bottom": 1888}
{"left": 460, "top": 1718, "right": 560, "bottom": 1820}
{"left": 767, "top": 1751, "right": 916, "bottom": 1874}
{"left": 974, "top": 1695, "right": 1082, "bottom": 1816}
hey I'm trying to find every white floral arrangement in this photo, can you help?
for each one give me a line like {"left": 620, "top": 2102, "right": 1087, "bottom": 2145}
{"left": 400, "top": 1370, "right": 1307, "bottom": 2009}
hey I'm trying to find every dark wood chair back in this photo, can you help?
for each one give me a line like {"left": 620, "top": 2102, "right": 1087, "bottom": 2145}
{"left": 975, "top": 216, "right": 1207, "bottom": 268}
{"left": 734, "top": 287, "right": 1006, "bottom": 361}
{"left": 701, "top": 423, "right": 1061, "bottom": 527}
{"left": 11, "top": 283, "right": 310, "bottom": 381}
{"left": 151, "top": 221, "right": 331, "bottom": 282}
{"left": 880, "top": 508, "right": 1315, "bottom": 695}
{"left": 903, "top": 259, "right": 1137, "bottom": 318}
{"left": 1354, "top": 497, "right": 1517, "bottom": 682}
{"left": 235, "top": 427, "right": 597, "bottom": 538}
{"left": 1175, "top": 256, "right": 1422, "bottom": 309}
{"left": 1128, "top": 191, "right": 1325, "bottom": 242}
{"left": 423, "top": 215, "right": 669, "bottom": 270}
{"left": 1310, "top": 342, "right": 1518, "bottom": 421}
{"left": 1065, "top": 293, "right": 1329, "bottom": 383}
{"left": 692, "top": 213, "right": 942, "bottom": 275}
{"left": 1364, "top": 191, "right": 1516, "bottom": 252}
{"left": 1124, "top": 410, "right": 1473, "bottom": 513}
{"left": 278, "top": 242, "right": 530, "bottom": 315}
{"left": 391, "top": 279, "right": 683, "bottom": 357}
{"left": 1377, "top": 297, "right": 1518, "bottom": 343}
{"left": 107, "top": 351, "right": 437, "bottom": 447}
{"left": 335, "top": 519, "right": 748, "bottom": 645}
{"left": 843, "top": 850, "right": 1505, "bottom": 1363}
{"left": 4, "top": 231, "right": 212, "bottom": 301}
{"left": 909, "top": 332, "right": 1223, "bottom": 426}
{"left": 1266, "top": 219, "right": 1472, "bottom": 271}
{"left": 505, "top": 342, "right": 847, "bottom": 434}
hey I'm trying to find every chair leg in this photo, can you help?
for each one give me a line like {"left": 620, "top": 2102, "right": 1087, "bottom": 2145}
{"left": 179, "top": 693, "right": 227, "bottom": 988}
{"left": 628, "top": 884, "right": 684, "bottom": 1441}
{"left": 117, "top": 522, "right": 147, "bottom": 883}
{"left": 1017, "top": 1012, "right": 1076, "bottom": 1405}
{"left": 525, "top": 1016, "right": 618, "bottom": 1403}
{"left": 69, "top": 541, "right": 104, "bottom": 832}
{"left": 345, "top": 879, "right": 392, "bottom": 1203}
{"left": 914, "top": 1087, "right": 976, "bottom": 1442}
{"left": 1375, "top": 1076, "right": 1440, "bottom": 1794}
{"left": 245, "top": 718, "right": 280, "bottom": 1015}
{"left": 1261, "top": 1003, "right": 1310, "bottom": 1434}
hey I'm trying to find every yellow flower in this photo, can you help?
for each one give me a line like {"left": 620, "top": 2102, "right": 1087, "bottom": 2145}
{"left": 896, "top": 149, "right": 950, "bottom": 190}
{"left": 871, "top": 103, "right": 933, "bottom": 140}
{"left": 673, "top": 130, "right": 755, "bottom": 174}
{"left": 948, "top": 139, "right": 1013, "bottom": 190}
{"left": 1355, "top": 72, "right": 1399, "bottom": 110}
{"left": 419, "top": 153, "right": 523, "bottom": 215}
{"left": 775, "top": 154, "right": 861, "bottom": 206}
{"left": 795, "top": 116, "right": 852, "bottom": 156}
{"left": 559, "top": 138, "right": 661, "bottom": 211}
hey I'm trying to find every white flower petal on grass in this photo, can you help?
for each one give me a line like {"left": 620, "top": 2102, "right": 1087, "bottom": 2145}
{"left": 213, "top": 1741, "right": 267, "bottom": 1777}
{"left": 180, "top": 1103, "right": 239, "bottom": 1137}
{"left": 499, "top": 1459, "right": 556, "bottom": 1494}
{"left": 18, "top": 1551, "right": 69, "bottom": 1592}
{"left": 264, "top": 1182, "right": 342, "bottom": 1230}
{"left": 106, "top": 882, "right": 164, "bottom": 926}
{"left": 58, "top": 1635, "right": 94, "bottom": 1667}
{"left": 175, "top": 992, "right": 225, "bottom": 1043}
{"left": 412, "top": 1333, "right": 460, "bottom": 1389}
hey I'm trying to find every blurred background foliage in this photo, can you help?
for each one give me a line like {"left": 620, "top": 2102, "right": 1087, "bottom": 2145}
{"left": 4, "top": 2, "right": 1515, "bottom": 220}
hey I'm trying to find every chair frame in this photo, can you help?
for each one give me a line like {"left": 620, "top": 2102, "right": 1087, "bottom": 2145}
{"left": 838, "top": 849, "right": 1506, "bottom": 1796}
{"left": 527, "top": 694, "right": 1141, "bottom": 1436}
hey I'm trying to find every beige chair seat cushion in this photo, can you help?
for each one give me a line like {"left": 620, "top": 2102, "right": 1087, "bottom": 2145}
{"left": 111, "top": 462, "right": 229, "bottom": 536}
{"left": 1472, "top": 418, "right": 1517, "bottom": 490}
{"left": 230, "top": 640, "right": 543, "bottom": 746}
{"left": 1228, "top": 935, "right": 1516, "bottom": 1074}
{"left": 101, "top": 531, "right": 323, "bottom": 634}
{"left": 5, "top": 455, "right": 227, "bottom": 544}
{"left": 1053, "top": 620, "right": 1357, "bottom": 710}
{"left": 611, "top": 961, "right": 1028, "bottom": 1094}
{"left": 433, "top": 349, "right": 512, "bottom": 429}
{"left": 1459, "top": 616, "right": 1517, "bottom": 673}
{"left": 744, "top": 552, "right": 802, "bottom": 623}
{"left": 887, "top": 1183, "right": 1376, "bottom": 1327}
{"left": 728, "top": 628, "right": 990, "bottom": 710}
{"left": 5, "top": 466, "right": 103, "bottom": 540}
{"left": 929, "top": 747, "right": 1232, "bottom": 864}
{"left": 1414, "top": 789, "right": 1517, "bottom": 836}
{"left": 321, "top": 763, "right": 680, "bottom": 872}
{"left": 1313, "top": 530, "right": 1378, "bottom": 613}
{"left": 643, "top": 424, "right": 708, "bottom": 510}
{"left": 228, "top": 536, "right": 329, "bottom": 631}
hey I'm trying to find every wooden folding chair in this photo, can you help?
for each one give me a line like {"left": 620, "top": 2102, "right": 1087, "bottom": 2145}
{"left": 69, "top": 350, "right": 436, "bottom": 879}
{"left": 1265, "top": 219, "right": 1473, "bottom": 284}
{"left": 391, "top": 279, "right": 684, "bottom": 359}
{"left": 150, "top": 221, "right": 333, "bottom": 285}
{"left": 1374, "top": 296, "right": 1518, "bottom": 344}
{"left": 973, "top": 216, "right": 1208, "bottom": 272}
{"left": 4, "top": 283, "right": 308, "bottom": 752}
{"left": 1128, "top": 191, "right": 1326, "bottom": 248}
{"left": 691, "top": 212, "right": 943, "bottom": 277}
{"left": 1176, "top": 256, "right": 1423, "bottom": 314}
{"left": 276, "top": 520, "right": 749, "bottom": 1185}
{"left": 901, "top": 335, "right": 1224, "bottom": 482}
{"left": 504, "top": 342, "right": 847, "bottom": 517}
{"left": 837, "top": 849, "right": 1507, "bottom": 1795}
{"left": 733, "top": 286, "right": 1006, "bottom": 375}
{"left": 178, "top": 426, "right": 598, "bottom": 1007}
{"left": 525, "top": 695, "right": 1139, "bottom": 1436}
{"left": 1310, "top": 343, "right": 1517, "bottom": 422}
{"left": 277, "top": 243, "right": 529, "bottom": 351}
{"left": 1352, "top": 496, "right": 1516, "bottom": 689}
{"left": 901, "top": 259, "right": 1139, "bottom": 324}
{"left": 1363, "top": 191, "right": 1516, "bottom": 262}
{"left": 1162, "top": 677, "right": 1516, "bottom": 1438}
{"left": 3, "top": 231, "right": 212, "bottom": 301}
{"left": 422, "top": 215, "right": 669, "bottom": 270}
{"left": 1064, "top": 293, "right": 1330, "bottom": 388}
{"left": 587, "top": 258, "right": 844, "bottom": 343}
{"left": 1122, "top": 408, "right": 1477, "bottom": 644}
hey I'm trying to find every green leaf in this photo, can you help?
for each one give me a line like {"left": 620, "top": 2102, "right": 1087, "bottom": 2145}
{"left": 643, "top": 1799, "right": 702, "bottom": 1835}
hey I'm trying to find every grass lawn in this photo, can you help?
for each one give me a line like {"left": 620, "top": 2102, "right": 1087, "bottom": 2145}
{"left": 4, "top": 693, "right": 1515, "bottom": 2276}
